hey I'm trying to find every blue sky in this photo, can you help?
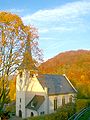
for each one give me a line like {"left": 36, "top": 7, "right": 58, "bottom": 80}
{"left": 0, "top": 0, "right": 90, "bottom": 60}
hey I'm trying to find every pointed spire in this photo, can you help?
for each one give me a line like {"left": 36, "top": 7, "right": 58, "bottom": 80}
{"left": 19, "top": 34, "right": 37, "bottom": 71}
{"left": 25, "top": 34, "right": 32, "bottom": 55}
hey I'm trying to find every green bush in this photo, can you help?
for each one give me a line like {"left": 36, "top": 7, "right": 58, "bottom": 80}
{"left": 56, "top": 103, "right": 76, "bottom": 119}
{"left": 76, "top": 99, "right": 90, "bottom": 112}
{"left": 6, "top": 105, "right": 15, "bottom": 113}
{"left": 27, "top": 103, "right": 76, "bottom": 120}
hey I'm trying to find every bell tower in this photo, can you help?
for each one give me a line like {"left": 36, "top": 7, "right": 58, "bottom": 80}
{"left": 16, "top": 34, "right": 37, "bottom": 118}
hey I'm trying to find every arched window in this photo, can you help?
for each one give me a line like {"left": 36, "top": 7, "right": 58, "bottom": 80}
{"left": 31, "top": 112, "right": 34, "bottom": 117}
{"left": 19, "top": 110, "right": 22, "bottom": 117}
{"left": 40, "top": 111, "right": 45, "bottom": 115}
{"left": 20, "top": 98, "right": 21, "bottom": 103}
{"left": 62, "top": 96, "right": 65, "bottom": 105}
{"left": 54, "top": 98, "right": 57, "bottom": 111}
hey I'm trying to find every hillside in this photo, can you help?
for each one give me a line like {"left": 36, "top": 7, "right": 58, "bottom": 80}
{"left": 39, "top": 50, "right": 90, "bottom": 98}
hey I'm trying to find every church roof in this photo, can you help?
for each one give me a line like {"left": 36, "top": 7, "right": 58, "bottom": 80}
{"left": 38, "top": 74, "right": 77, "bottom": 95}
{"left": 26, "top": 95, "right": 45, "bottom": 110}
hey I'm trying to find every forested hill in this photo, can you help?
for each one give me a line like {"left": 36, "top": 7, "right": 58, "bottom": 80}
{"left": 39, "top": 50, "right": 90, "bottom": 98}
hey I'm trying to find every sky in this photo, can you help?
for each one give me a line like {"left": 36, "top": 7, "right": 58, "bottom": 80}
{"left": 0, "top": 0, "right": 90, "bottom": 60}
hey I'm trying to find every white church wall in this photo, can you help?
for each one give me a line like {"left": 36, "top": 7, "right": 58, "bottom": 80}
{"left": 16, "top": 91, "right": 26, "bottom": 118}
{"left": 27, "top": 76, "right": 45, "bottom": 92}
{"left": 48, "top": 93, "right": 76, "bottom": 114}
{"left": 16, "top": 70, "right": 76, "bottom": 118}
{"left": 16, "top": 70, "right": 48, "bottom": 118}
{"left": 48, "top": 95, "right": 55, "bottom": 113}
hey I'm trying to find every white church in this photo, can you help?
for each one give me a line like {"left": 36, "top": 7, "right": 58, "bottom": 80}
{"left": 16, "top": 36, "right": 77, "bottom": 118}
{"left": 16, "top": 70, "right": 77, "bottom": 118}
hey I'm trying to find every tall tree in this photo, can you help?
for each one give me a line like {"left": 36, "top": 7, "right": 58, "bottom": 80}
{"left": 0, "top": 12, "right": 42, "bottom": 114}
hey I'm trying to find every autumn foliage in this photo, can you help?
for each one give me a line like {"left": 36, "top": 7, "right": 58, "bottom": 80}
{"left": 39, "top": 50, "right": 90, "bottom": 98}
{"left": 0, "top": 11, "right": 42, "bottom": 115}
{"left": 9, "top": 50, "right": 90, "bottom": 100}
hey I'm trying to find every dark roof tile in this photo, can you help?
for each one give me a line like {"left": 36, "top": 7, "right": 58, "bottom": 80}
{"left": 38, "top": 74, "right": 76, "bottom": 95}
{"left": 26, "top": 95, "right": 45, "bottom": 110}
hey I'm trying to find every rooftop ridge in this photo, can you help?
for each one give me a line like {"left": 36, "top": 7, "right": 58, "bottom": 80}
{"left": 63, "top": 74, "right": 77, "bottom": 93}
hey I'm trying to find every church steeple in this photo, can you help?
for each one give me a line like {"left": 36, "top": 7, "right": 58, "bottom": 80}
{"left": 19, "top": 34, "right": 36, "bottom": 71}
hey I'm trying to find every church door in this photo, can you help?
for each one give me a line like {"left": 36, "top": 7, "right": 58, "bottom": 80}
{"left": 31, "top": 112, "right": 34, "bottom": 117}
{"left": 19, "top": 110, "right": 22, "bottom": 117}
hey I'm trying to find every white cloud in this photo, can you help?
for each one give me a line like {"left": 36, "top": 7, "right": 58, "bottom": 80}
{"left": 22, "top": 0, "right": 90, "bottom": 35}
{"left": 38, "top": 26, "right": 75, "bottom": 34}
{"left": 21, "top": 0, "right": 90, "bottom": 61}
{"left": 22, "top": 0, "right": 90, "bottom": 24}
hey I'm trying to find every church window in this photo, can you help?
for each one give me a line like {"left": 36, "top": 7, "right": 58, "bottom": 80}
{"left": 54, "top": 98, "right": 57, "bottom": 111}
{"left": 62, "top": 96, "right": 65, "bottom": 105}
{"left": 20, "top": 98, "right": 21, "bottom": 103}
{"left": 42, "top": 111, "right": 44, "bottom": 114}
{"left": 40, "top": 111, "right": 45, "bottom": 115}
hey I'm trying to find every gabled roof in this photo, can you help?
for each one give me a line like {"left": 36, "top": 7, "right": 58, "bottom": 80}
{"left": 26, "top": 95, "right": 45, "bottom": 110}
{"left": 38, "top": 74, "right": 77, "bottom": 95}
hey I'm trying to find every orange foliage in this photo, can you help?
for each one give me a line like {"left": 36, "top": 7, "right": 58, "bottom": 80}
{"left": 39, "top": 50, "right": 90, "bottom": 98}
{"left": 9, "top": 76, "right": 16, "bottom": 101}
